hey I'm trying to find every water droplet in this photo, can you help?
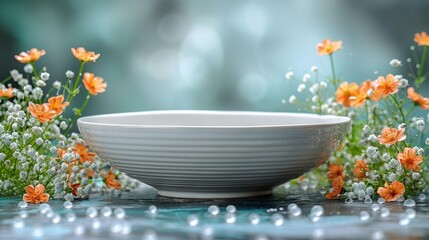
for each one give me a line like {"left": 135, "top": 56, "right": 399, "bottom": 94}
{"left": 371, "top": 231, "right": 385, "bottom": 240}
{"left": 377, "top": 198, "right": 385, "bottom": 204}
{"left": 51, "top": 213, "right": 61, "bottom": 224}
{"left": 360, "top": 211, "right": 370, "bottom": 221}
{"left": 310, "top": 205, "right": 324, "bottom": 217}
{"left": 418, "top": 194, "right": 426, "bottom": 202}
{"left": 364, "top": 196, "right": 373, "bottom": 204}
{"left": 398, "top": 213, "right": 410, "bottom": 225}
{"left": 403, "top": 199, "right": 416, "bottom": 207}
{"left": 405, "top": 208, "right": 416, "bottom": 219}
{"left": 226, "top": 205, "right": 236, "bottom": 213}
{"left": 111, "top": 223, "right": 122, "bottom": 234}
{"left": 66, "top": 212, "right": 76, "bottom": 222}
{"left": 187, "top": 214, "right": 199, "bottom": 226}
{"left": 63, "top": 200, "right": 73, "bottom": 209}
{"left": 396, "top": 195, "right": 405, "bottom": 202}
{"left": 18, "top": 210, "right": 28, "bottom": 219}
{"left": 225, "top": 212, "right": 236, "bottom": 224}
{"left": 309, "top": 213, "right": 321, "bottom": 223}
{"left": 345, "top": 198, "right": 353, "bottom": 204}
{"left": 44, "top": 208, "right": 54, "bottom": 218}
{"left": 287, "top": 203, "right": 298, "bottom": 210}
{"left": 86, "top": 207, "right": 98, "bottom": 218}
{"left": 271, "top": 213, "right": 285, "bottom": 226}
{"left": 18, "top": 201, "right": 27, "bottom": 209}
{"left": 208, "top": 205, "right": 220, "bottom": 216}
{"left": 12, "top": 217, "right": 25, "bottom": 228}
{"left": 288, "top": 206, "right": 302, "bottom": 217}
{"left": 74, "top": 225, "right": 85, "bottom": 235}
{"left": 248, "top": 213, "right": 260, "bottom": 225}
{"left": 371, "top": 204, "right": 380, "bottom": 212}
{"left": 101, "top": 206, "right": 112, "bottom": 217}
{"left": 380, "top": 208, "right": 390, "bottom": 218}
{"left": 38, "top": 203, "right": 51, "bottom": 214}
{"left": 114, "top": 208, "right": 126, "bottom": 219}
{"left": 148, "top": 205, "right": 157, "bottom": 214}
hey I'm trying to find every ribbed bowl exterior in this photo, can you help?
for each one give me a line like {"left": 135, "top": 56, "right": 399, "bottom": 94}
{"left": 78, "top": 112, "right": 350, "bottom": 198}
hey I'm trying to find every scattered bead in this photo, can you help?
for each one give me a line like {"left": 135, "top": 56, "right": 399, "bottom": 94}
{"left": 63, "top": 201, "right": 73, "bottom": 209}
{"left": 377, "top": 198, "right": 385, "bottom": 204}
{"left": 309, "top": 213, "right": 321, "bottom": 223}
{"left": 18, "top": 210, "right": 28, "bottom": 219}
{"left": 380, "top": 208, "right": 390, "bottom": 218}
{"left": 51, "top": 213, "right": 61, "bottom": 224}
{"left": 142, "top": 230, "right": 158, "bottom": 240}
{"left": 396, "top": 195, "right": 405, "bottom": 202}
{"left": 359, "top": 211, "right": 370, "bottom": 221}
{"left": 32, "top": 227, "right": 44, "bottom": 237}
{"left": 254, "top": 234, "right": 269, "bottom": 240}
{"left": 345, "top": 198, "right": 353, "bottom": 204}
{"left": 310, "top": 205, "right": 324, "bottom": 217}
{"left": 287, "top": 203, "right": 298, "bottom": 211}
{"left": 371, "top": 231, "right": 385, "bottom": 240}
{"left": 225, "top": 212, "right": 236, "bottom": 224}
{"left": 404, "top": 208, "right": 416, "bottom": 219}
{"left": 208, "top": 205, "right": 220, "bottom": 216}
{"left": 12, "top": 217, "right": 25, "bottom": 228}
{"left": 288, "top": 206, "right": 302, "bottom": 217}
{"left": 371, "top": 204, "right": 380, "bottom": 212}
{"left": 39, "top": 203, "right": 51, "bottom": 214}
{"left": 398, "top": 213, "right": 410, "bottom": 225}
{"left": 120, "top": 222, "right": 132, "bottom": 235}
{"left": 148, "top": 205, "right": 157, "bottom": 214}
{"left": 114, "top": 208, "right": 126, "bottom": 219}
{"left": 403, "top": 199, "right": 416, "bottom": 207}
{"left": 74, "top": 225, "right": 85, "bottom": 235}
{"left": 248, "top": 213, "right": 261, "bottom": 225}
{"left": 364, "top": 196, "right": 373, "bottom": 204}
{"left": 65, "top": 212, "right": 76, "bottom": 222}
{"left": 92, "top": 219, "right": 101, "bottom": 229}
{"left": 418, "top": 194, "right": 426, "bottom": 202}
{"left": 86, "top": 207, "right": 98, "bottom": 218}
{"left": 101, "top": 206, "right": 113, "bottom": 217}
{"left": 18, "top": 201, "right": 27, "bottom": 209}
{"left": 187, "top": 214, "right": 199, "bottom": 226}
{"left": 226, "top": 205, "right": 236, "bottom": 213}
{"left": 271, "top": 213, "right": 285, "bottom": 226}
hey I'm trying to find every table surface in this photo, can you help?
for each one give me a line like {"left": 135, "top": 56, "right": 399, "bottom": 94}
{"left": 1, "top": 184, "right": 429, "bottom": 240}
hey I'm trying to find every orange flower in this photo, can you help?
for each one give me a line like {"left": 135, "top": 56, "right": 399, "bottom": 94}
{"left": 377, "top": 127, "right": 406, "bottom": 145}
{"left": 86, "top": 168, "right": 95, "bottom": 178}
{"left": 359, "top": 80, "right": 381, "bottom": 101}
{"left": 106, "top": 172, "right": 121, "bottom": 189}
{"left": 325, "top": 176, "right": 343, "bottom": 199}
{"left": 335, "top": 82, "right": 358, "bottom": 107}
{"left": 397, "top": 147, "right": 423, "bottom": 172}
{"left": 83, "top": 72, "right": 107, "bottom": 95}
{"left": 317, "top": 39, "right": 343, "bottom": 55}
{"left": 72, "top": 143, "right": 96, "bottom": 164}
{"left": 414, "top": 32, "right": 429, "bottom": 46}
{"left": 0, "top": 87, "right": 13, "bottom": 98}
{"left": 327, "top": 163, "right": 345, "bottom": 180}
{"left": 27, "top": 103, "right": 56, "bottom": 123}
{"left": 15, "top": 48, "right": 46, "bottom": 63}
{"left": 23, "top": 184, "right": 49, "bottom": 204}
{"left": 350, "top": 82, "right": 369, "bottom": 108}
{"left": 375, "top": 74, "right": 399, "bottom": 98}
{"left": 71, "top": 47, "right": 100, "bottom": 62}
{"left": 377, "top": 181, "right": 405, "bottom": 202}
{"left": 68, "top": 182, "right": 80, "bottom": 196}
{"left": 407, "top": 87, "right": 429, "bottom": 109}
{"left": 47, "top": 95, "right": 69, "bottom": 116}
{"left": 353, "top": 160, "right": 368, "bottom": 179}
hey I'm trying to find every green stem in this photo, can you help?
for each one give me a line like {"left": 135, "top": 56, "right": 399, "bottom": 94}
{"left": 417, "top": 46, "right": 428, "bottom": 87}
{"left": 389, "top": 95, "right": 406, "bottom": 124}
{"left": 329, "top": 54, "right": 338, "bottom": 89}
{"left": 65, "top": 92, "right": 91, "bottom": 136}
{"left": 31, "top": 63, "right": 39, "bottom": 81}
{"left": 1, "top": 76, "right": 11, "bottom": 84}
{"left": 67, "top": 61, "right": 85, "bottom": 102}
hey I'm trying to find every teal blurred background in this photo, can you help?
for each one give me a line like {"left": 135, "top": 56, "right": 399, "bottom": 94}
{"left": 0, "top": 0, "right": 428, "bottom": 117}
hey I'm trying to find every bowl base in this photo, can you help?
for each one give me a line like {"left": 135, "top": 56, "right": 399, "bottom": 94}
{"left": 157, "top": 190, "right": 272, "bottom": 199}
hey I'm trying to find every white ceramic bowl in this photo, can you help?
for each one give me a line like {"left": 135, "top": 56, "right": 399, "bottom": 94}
{"left": 78, "top": 110, "right": 350, "bottom": 198}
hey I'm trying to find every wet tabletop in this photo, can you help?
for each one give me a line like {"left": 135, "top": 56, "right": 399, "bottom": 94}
{"left": 1, "top": 184, "right": 429, "bottom": 240}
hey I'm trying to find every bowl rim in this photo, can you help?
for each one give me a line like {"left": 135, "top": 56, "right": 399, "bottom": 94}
{"left": 77, "top": 110, "right": 350, "bottom": 129}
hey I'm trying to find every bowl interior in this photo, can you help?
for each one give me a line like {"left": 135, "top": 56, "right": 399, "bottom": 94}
{"left": 78, "top": 110, "right": 350, "bottom": 128}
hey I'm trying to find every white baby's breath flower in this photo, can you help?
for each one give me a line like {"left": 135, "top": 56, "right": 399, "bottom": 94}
{"left": 425, "top": 138, "right": 429, "bottom": 145}
{"left": 53, "top": 81, "right": 62, "bottom": 89}
{"left": 32, "top": 87, "right": 43, "bottom": 100}
{"left": 309, "top": 83, "right": 319, "bottom": 94}
{"left": 23, "top": 64, "right": 33, "bottom": 73}
{"left": 367, "top": 134, "right": 377, "bottom": 142}
{"left": 36, "top": 80, "right": 46, "bottom": 87}
{"left": 311, "top": 95, "right": 318, "bottom": 103}
{"left": 297, "top": 84, "right": 306, "bottom": 92}
{"left": 389, "top": 59, "right": 402, "bottom": 67}
{"left": 412, "top": 172, "right": 420, "bottom": 180}
{"left": 310, "top": 66, "right": 318, "bottom": 72}
{"left": 320, "top": 81, "right": 327, "bottom": 88}
{"left": 40, "top": 72, "right": 50, "bottom": 81}
{"left": 366, "top": 146, "right": 378, "bottom": 158}
{"left": 289, "top": 95, "right": 297, "bottom": 103}
{"left": 65, "top": 70, "right": 75, "bottom": 79}
{"left": 398, "top": 79, "right": 409, "bottom": 88}
{"left": 302, "top": 73, "right": 311, "bottom": 82}
{"left": 398, "top": 123, "right": 406, "bottom": 129}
